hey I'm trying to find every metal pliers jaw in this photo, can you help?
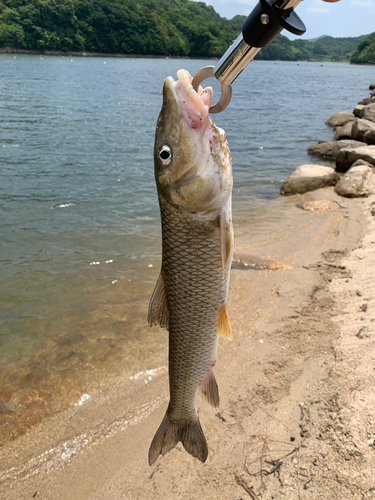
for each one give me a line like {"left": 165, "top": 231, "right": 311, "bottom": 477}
{"left": 192, "top": 0, "right": 307, "bottom": 114}
{"left": 192, "top": 66, "right": 232, "bottom": 114}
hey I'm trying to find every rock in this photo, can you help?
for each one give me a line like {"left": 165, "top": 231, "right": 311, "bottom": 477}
{"left": 370, "top": 83, "right": 375, "bottom": 90}
{"left": 358, "top": 96, "right": 375, "bottom": 106}
{"left": 351, "top": 159, "right": 371, "bottom": 166}
{"left": 280, "top": 165, "right": 339, "bottom": 195}
{"left": 351, "top": 119, "right": 375, "bottom": 142}
{"left": 335, "top": 161, "right": 374, "bottom": 198}
{"left": 371, "top": 89, "right": 375, "bottom": 97}
{"left": 307, "top": 140, "right": 364, "bottom": 160}
{"left": 326, "top": 111, "right": 355, "bottom": 128}
{"left": 354, "top": 104, "right": 365, "bottom": 117}
{"left": 359, "top": 103, "right": 375, "bottom": 123}
{"left": 336, "top": 146, "right": 375, "bottom": 173}
{"left": 334, "top": 121, "right": 354, "bottom": 140}
{"left": 364, "top": 129, "right": 375, "bottom": 145}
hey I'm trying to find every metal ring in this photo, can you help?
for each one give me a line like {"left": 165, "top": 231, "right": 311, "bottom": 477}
{"left": 192, "top": 66, "right": 232, "bottom": 114}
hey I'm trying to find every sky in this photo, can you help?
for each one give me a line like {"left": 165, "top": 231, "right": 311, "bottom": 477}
{"left": 192, "top": 0, "right": 374, "bottom": 40}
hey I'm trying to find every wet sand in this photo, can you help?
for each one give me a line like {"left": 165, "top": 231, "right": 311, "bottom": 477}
{"left": 2, "top": 185, "right": 375, "bottom": 499}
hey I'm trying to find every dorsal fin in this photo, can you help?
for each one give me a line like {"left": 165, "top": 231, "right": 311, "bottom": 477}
{"left": 200, "top": 370, "right": 219, "bottom": 408}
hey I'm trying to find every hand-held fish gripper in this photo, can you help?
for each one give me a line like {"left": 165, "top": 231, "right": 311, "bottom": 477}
{"left": 214, "top": 0, "right": 306, "bottom": 88}
{"left": 193, "top": 0, "right": 342, "bottom": 113}
{"left": 193, "top": 0, "right": 307, "bottom": 113}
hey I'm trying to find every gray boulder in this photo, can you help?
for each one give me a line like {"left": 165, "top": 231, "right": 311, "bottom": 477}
{"left": 334, "top": 121, "right": 354, "bottom": 140}
{"left": 335, "top": 161, "right": 375, "bottom": 198}
{"left": 364, "top": 129, "right": 375, "bottom": 145}
{"left": 358, "top": 96, "right": 375, "bottom": 105}
{"left": 354, "top": 104, "right": 365, "bottom": 117}
{"left": 326, "top": 111, "right": 355, "bottom": 128}
{"left": 336, "top": 146, "right": 375, "bottom": 173}
{"left": 307, "top": 139, "right": 364, "bottom": 160}
{"left": 280, "top": 164, "right": 339, "bottom": 196}
{"left": 352, "top": 119, "right": 375, "bottom": 142}
{"left": 359, "top": 103, "right": 375, "bottom": 123}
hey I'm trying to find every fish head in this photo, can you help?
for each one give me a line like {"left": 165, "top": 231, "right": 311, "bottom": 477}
{"left": 154, "top": 69, "right": 232, "bottom": 212}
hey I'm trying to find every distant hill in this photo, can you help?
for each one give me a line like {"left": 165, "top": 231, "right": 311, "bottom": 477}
{"left": 0, "top": 0, "right": 241, "bottom": 57}
{"left": 307, "top": 35, "right": 328, "bottom": 43}
{"left": 0, "top": 0, "right": 368, "bottom": 62}
{"left": 256, "top": 34, "right": 368, "bottom": 62}
{"left": 350, "top": 32, "right": 375, "bottom": 64}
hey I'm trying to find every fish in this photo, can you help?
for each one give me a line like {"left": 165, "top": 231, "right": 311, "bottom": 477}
{"left": 148, "top": 69, "right": 234, "bottom": 466}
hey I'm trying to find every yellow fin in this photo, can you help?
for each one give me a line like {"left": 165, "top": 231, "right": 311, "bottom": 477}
{"left": 220, "top": 215, "right": 233, "bottom": 278}
{"left": 148, "top": 273, "right": 169, "bottom": 330}
{"left": 218, "top": 303, "right": 232, "bottom": 340}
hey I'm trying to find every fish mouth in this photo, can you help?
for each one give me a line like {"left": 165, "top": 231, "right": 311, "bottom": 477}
{"left": 164, "top": 70, "right": 213, "bottom": 130}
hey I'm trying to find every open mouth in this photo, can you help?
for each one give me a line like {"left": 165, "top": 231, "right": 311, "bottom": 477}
{"left": 174, "top": 70, "right": 213, "bottom": 130}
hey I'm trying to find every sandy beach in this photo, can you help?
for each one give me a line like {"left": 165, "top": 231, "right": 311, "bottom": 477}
{"left": 1, "top": 182, "right": 375, "bottom": 500}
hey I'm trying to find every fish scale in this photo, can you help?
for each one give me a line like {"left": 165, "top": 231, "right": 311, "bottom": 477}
{"left": 160, "top": 195, "right": 228, "bottom": 423}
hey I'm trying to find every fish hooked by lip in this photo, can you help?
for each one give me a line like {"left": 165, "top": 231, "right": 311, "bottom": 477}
{"left": 148, "top": 69, "right": 234, "bottom": 466}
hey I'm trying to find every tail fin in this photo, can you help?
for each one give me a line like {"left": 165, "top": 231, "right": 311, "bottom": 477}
{"left": 148, "top": 412, "right": 208, "bottom": 466}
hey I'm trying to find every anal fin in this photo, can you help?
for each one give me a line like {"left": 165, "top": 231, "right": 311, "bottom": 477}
{"left": 200, "top": 370, "right": 219, "bottom": 408}
{"left": 218, "top": 303, "right": 232, "bottom": 340}
{"left": 148, "top": 273, "right": 169, "bottom": 330}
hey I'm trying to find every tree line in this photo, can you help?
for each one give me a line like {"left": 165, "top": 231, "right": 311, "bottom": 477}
{"left": 256, "top": 33, "right": 368, "bottom": 62}
{"left": 350, "top": 32, "right": 375, "bottom": 65}
{"left": 0, "top": 0, "right": 242, "bottom": 57}
{"left": 0, "top": 0, "right": 371, "bottom": 63}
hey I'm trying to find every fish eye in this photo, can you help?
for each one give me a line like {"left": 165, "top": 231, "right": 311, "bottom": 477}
{"left": 158, "top": 146, "right": 172, "bottom": 166}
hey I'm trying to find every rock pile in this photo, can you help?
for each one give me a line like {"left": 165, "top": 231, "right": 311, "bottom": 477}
{"left": 281, "top": 82, "right": 375, "bottom": 197}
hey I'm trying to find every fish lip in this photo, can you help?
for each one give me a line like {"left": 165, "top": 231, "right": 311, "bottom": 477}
{"left": 176, "top": 69, "right": 210, "bottom": 123}
{"left": 163, "top": 75, "right": 175, "bottom": 91}
{"left": 163, "top": 70, "right": 211, "bottom": 130}
{"left": 163, "top": 71, "right": 201, "bottom": 103}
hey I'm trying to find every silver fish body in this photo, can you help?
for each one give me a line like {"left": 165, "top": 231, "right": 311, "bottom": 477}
{"left": 148, "top": 70, "right": 233, "bottom": 465}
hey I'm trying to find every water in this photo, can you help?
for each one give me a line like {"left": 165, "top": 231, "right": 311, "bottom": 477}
{"left": 0, "top": 54, "right": 373, "bottom": 443}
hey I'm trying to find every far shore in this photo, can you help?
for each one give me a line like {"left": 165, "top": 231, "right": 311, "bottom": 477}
{"left": 0, "top": 47, "right": 217, "bottom": 60}
{"left": 1, "top": 47, "right": 371, "bottom": 64}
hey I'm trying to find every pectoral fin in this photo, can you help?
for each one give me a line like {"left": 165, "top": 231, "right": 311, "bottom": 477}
{"left": 219, "top": 214, "right": 234, "bottom": 278}
{"left": 148, "top": 273, "right": 169, "bottom": 330}
{"left": 218, "top": 303, "right": 232, "bottom": 340}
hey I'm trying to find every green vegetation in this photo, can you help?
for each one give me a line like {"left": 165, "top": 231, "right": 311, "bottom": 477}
{"left": 351, "top": 32, "right": 375, "bottom": 64}
{"left": 256, "top": 34, "right": 367, "bottom": 62}
{"left": 0, "top": 0, "right": 241, "bottom": 57}
{"left": 0, "top": 0, "right": 368, "bottom": 62}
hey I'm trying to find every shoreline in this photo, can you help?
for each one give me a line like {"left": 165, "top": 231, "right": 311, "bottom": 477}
{"left": 0, "top": 48, "right": 218, "bottom": 60}
{"left": 2, "top": 47, "right": 372, "bottom": 64}
{"left": 2, "top": 185, "right": 375, "bottom": 499}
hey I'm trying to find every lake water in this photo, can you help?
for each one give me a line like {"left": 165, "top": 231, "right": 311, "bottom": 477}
{"left": 0, "top": 54, "right": 373, "bottom": 443}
